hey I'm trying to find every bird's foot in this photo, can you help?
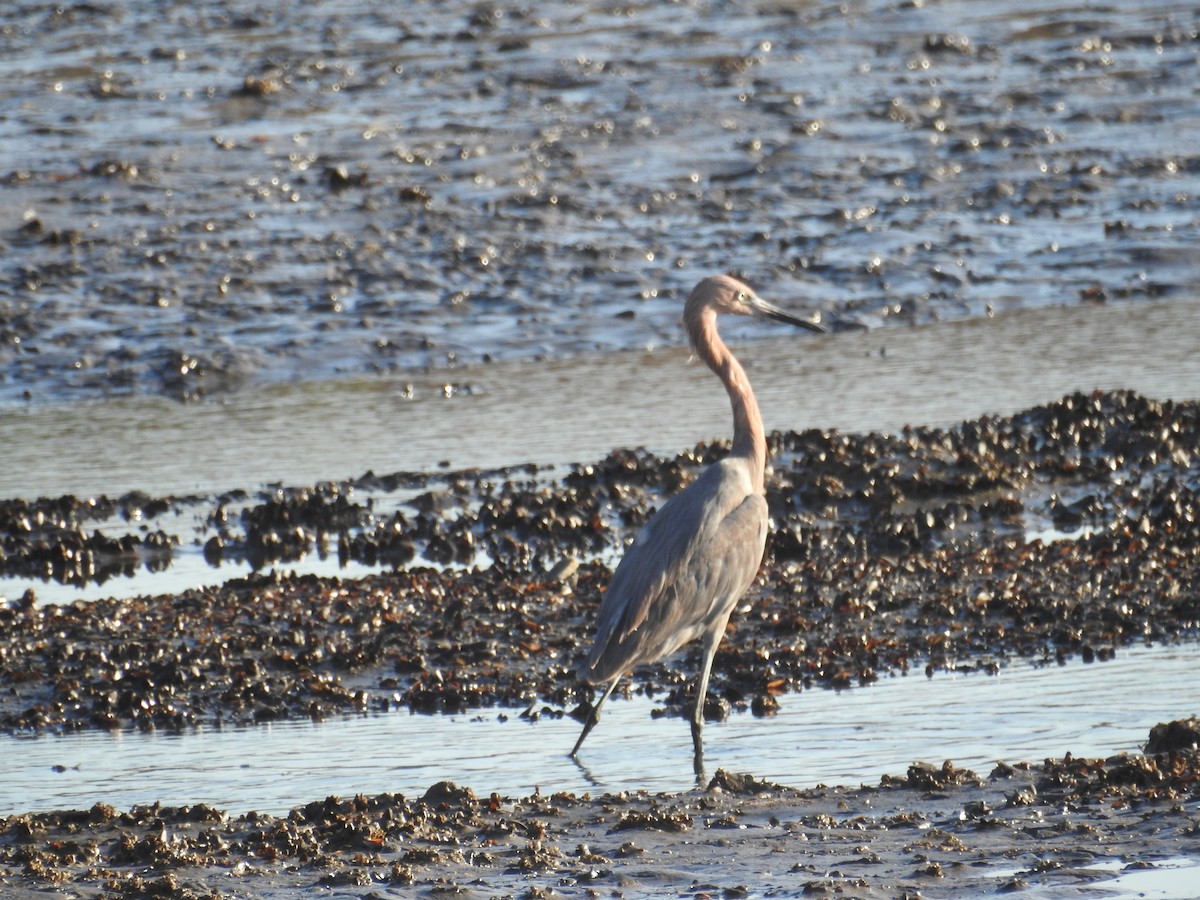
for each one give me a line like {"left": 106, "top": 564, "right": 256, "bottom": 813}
{"left": 570, "top": 709, "right": 600, "bottom": 758}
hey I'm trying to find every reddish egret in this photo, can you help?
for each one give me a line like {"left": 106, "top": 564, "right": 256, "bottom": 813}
{"left": 571, "top": 274, "right": 825, "bottom": 761}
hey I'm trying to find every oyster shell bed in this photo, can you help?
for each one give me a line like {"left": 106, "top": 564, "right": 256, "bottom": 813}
{"left": 2, "top": 741, "right": 1198, "bottom": 897}
{"left": 2, "top": 389, "right": 1198, "bottom": 733}
{"left": 2, "top": 390, "right": 1198, "bottom": 895}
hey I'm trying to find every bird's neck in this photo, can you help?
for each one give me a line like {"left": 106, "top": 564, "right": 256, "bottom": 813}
{"left": 689, "top": 310, "right": 767, "bottom": 491}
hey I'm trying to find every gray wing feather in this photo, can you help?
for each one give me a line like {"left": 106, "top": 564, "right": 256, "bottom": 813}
{"left": 582, "top": 458, "right": 768, "bottom": 683}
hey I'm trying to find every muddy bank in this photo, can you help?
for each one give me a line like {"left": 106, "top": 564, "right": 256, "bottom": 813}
{"left": 2, "top": 738, "right": 1198, "bottom": 898}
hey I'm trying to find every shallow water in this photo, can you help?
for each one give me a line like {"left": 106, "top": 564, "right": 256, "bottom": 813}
{"left": 5, "top": 294, "right": 1200, "bottom": 503}
{"left": 989, "top": 857, "right": 1200, "bottom": 900}
{"left": 2, "top": 643, "right": 1194, "bottom": 816}
{"left": 1083, "top": 859, "right": 1200, "bottom": 900}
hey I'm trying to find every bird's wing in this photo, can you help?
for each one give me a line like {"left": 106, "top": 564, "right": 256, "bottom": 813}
{"left": 583, "top": 458, "right": 768, "bottom": 679}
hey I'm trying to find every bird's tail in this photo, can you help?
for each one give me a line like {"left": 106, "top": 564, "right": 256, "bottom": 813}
{"left": 577, "top": 631, "right": 637, "bottom": 686}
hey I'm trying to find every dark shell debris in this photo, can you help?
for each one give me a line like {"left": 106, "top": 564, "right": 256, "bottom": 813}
{"left": 2, "top": 390, "right": 1198, "bottom": 735}
{"left": 2, "top": 739, "right": 1198, "bottom": 898}
{"left": 1, "top": 389, "right": 1199, "bottom": 897}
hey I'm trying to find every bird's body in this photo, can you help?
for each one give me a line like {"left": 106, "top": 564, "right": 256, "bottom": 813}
{"left": 583, "top": 455, "right": 769, "bottom": 682}
{"left": 571, "top": 274, "right": 824, "bottom": 761}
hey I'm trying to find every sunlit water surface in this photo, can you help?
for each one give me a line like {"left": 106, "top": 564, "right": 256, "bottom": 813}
{"left": 1, "top": 0, "right": 1197, "bottom": 405}
{"left": 2, "top": 643, "right": 1194, "bottom": 816}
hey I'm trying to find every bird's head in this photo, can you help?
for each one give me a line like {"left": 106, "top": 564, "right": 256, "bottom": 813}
{"left": 685, "top": 274, "right": 825, "bottom": 333}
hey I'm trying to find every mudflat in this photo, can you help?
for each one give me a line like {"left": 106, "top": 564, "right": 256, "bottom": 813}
{"left": 2, "top": 389, "right": 1198, "bottom": 896}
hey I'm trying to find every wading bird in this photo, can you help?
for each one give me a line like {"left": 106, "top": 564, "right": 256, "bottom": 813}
{"left": 571, "top": 274, "right": 825, "bottom": 763}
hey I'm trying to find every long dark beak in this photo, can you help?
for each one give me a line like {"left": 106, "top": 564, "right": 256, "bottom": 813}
{"left": 751, "top": 295, "right": 826, "bottom": 333}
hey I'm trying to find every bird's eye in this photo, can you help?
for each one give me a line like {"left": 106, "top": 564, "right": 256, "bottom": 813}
{"left": 735, "top": 292, "right": 747, "bottom": 303}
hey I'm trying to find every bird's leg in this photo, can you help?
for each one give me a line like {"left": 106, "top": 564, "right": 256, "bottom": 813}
{"left": 691, "top": 729, "right": 705, "bottom": 787}
{"left": 690, "top": 631, "right": 723, "bottom": 759}
{"left": 570, "top": 677, "right": 620, "bottom": 758}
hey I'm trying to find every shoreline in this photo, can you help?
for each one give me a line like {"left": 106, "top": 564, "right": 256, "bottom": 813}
{"left": 3, "top": 295, "right": 1199, "bottom": 501}
{"left": 3, "top": 739, "right": 1198, "bottom": 899}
